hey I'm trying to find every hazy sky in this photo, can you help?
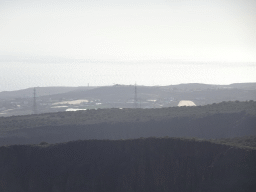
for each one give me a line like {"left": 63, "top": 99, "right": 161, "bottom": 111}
{"left": 1, "top": 0, "right": 256, "bottom": 62}
{"left": 0, "top": 0, "right": 256, "bottom": 91}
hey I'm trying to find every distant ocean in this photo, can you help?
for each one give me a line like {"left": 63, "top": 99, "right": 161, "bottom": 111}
{"left": 1, "top": 62, "right": 256, "bottom": 92}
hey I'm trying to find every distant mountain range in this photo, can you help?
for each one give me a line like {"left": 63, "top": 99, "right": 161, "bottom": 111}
{"left": 1, "top": 82, "right": 256, "bottom": 100}
{"left": 0, "top": 86, "right": 95, "bottom": 100}
{"left": 0, "top": 83, "right": 255, "bottom": 117}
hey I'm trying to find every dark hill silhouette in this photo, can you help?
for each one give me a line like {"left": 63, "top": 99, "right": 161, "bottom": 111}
{"left": 2, "top": 82, "right": 256, "bottom": 101}
{"left": 0, "top": 86, "right": 95, "bottom": 100}
{"left": 35, "top": 83, "right": 256, "bottom": 102}
{"left": 0, "top": 137, "right": 255, "bottom": 192}
{"left": 39, "top": 85, "right": 162, "bottom": 101}
{"left": 0, "top": 101, "right": 255, "bottom": 146}
{"left": 229, "top": 82, "right": 256, "bottom": 90}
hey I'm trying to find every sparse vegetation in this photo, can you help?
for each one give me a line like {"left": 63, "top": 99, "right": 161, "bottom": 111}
{"left": 0, "top": 99, "right": 255, "bottom": 191}
{"left": 0, "top": 137, "right": 255, "bottom": 192}
{"left": 0, "top": 100, "right": 255, "bottom": 133}
{"left": 0, "top": 101, "right": 255, "bottom": 146}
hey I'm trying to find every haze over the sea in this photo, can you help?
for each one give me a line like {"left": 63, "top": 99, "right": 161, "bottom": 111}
{"left": 1, "top": 0, "right": 256, "bottom": 91}
{"left": 1, "top": 61, "right": 255, "bottom": 92}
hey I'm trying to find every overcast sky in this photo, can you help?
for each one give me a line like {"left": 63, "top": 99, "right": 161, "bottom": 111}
{"left": 1, "top": 0, "right": 256, "bottom": 62}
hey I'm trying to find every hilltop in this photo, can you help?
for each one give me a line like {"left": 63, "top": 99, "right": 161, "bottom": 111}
{"left": 0, "top": 101, "right": 255, "bottom": 146}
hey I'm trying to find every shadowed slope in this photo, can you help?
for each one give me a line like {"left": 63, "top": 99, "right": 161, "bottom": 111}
{"left": 0, "top": 137, "right": 255, "bottom": 192}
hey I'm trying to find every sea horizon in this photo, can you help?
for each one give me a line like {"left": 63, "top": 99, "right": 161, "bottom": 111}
{"left": 1, "top": 61, "right": 256, "bottom": 92}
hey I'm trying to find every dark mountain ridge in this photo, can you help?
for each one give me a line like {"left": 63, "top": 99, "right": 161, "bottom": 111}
{"left": 0, "top": 137, "right": 255, "bottom": 192}
{"left": 1, "top": 82, "right": 256, "bottom": 101}
{"left": 0, "top": 86, "right": 95, "bottom": 100}
{"left": 1, "top": 101, "right": 255, "bottom": 146}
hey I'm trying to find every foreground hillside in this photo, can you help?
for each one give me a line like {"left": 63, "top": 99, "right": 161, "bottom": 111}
{"left": 0, "top": 137, "right": 255, "bottom": 192}
{"left": 0, "top": 101, "right": 256, "bottom": 146}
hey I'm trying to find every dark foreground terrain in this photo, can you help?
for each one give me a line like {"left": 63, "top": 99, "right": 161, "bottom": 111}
{"left": 0, "top": 101, "right": 256, "bottom": 192}
{"left": 0, "top": 137, "right": 256, "bottom": 192}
